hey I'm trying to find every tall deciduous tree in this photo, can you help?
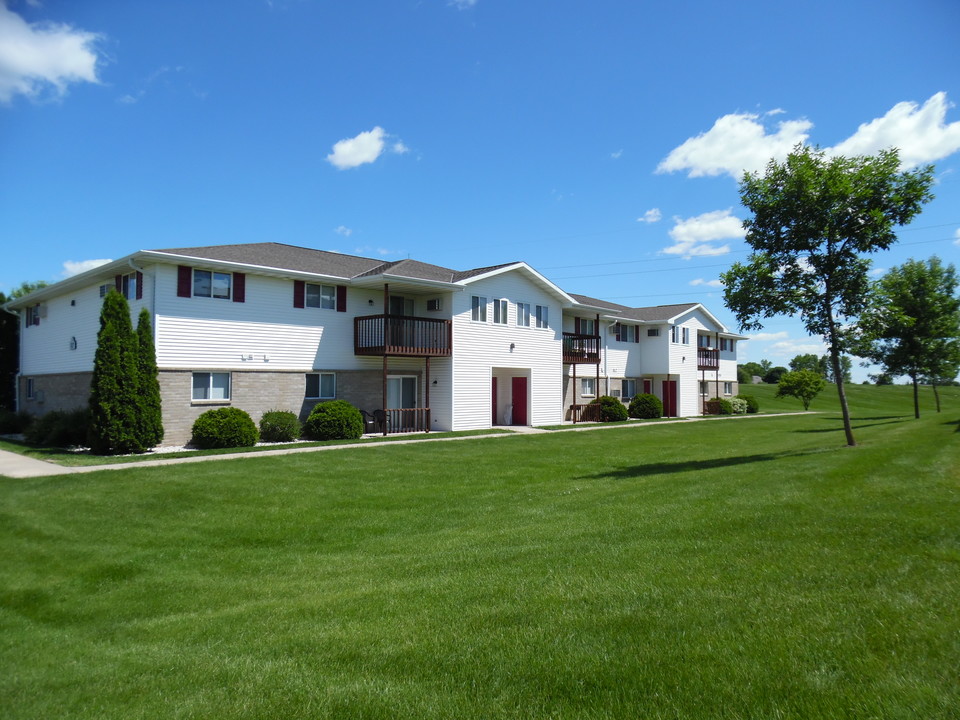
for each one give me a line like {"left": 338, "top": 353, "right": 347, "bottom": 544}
{"left": 776, "top": 369, "right": 826, "bottom": 411}
{"left": 854, "top": 257, "right": 960, "bottom": 418}
{"left": 789, "top": 353, "right": 821, "bottom": 374}
{"left": 136, "top": 308, "right": 164, "bottom": 446}
{"left": 89, "top": 291, "right": 144, "bottom": 455}
{"left": 723, "top": 146, "right": 934, "bottom": 446}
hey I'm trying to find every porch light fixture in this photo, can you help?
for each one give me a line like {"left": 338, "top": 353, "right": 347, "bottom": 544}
{"left": 510, "top": 343, "right": 515, "bottom": 351}
{"left": 368, "top": 299, "right": 374, "bottom": 306}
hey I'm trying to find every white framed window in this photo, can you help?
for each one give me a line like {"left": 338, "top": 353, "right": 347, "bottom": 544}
{"left": 580, "top": 377, "right": 596, "bottom": 397}
{"left": 99, "top": 283, "right": 112, "bottom": 298}
{"left": 620, "top": 325, "right": 638, "bottom": 342}
{"left": 471, "top": 295, "right": 487, "bottom": 322}
{"left": 193, "top": 269, "right": 232, "bottom": 299}
{"left": 192, "top": 372, "right": 231, "bottom": 401}
{"left": 623, "top": 379, "right": 637, "bottom": 399}
{"left": 724, "top": 381, "right": 733, "bottom": 396}
{"left": 700, "top": 381, "right": 709, "bottom": 396}
{"left": 580, "top": 318, "right": 597, "bottom": 335}
{"left": 120, "top": 272, "right": 138, "bottom": 300}
{"left": 671, "top": 326, "right": 678, "bottom": 343}
{"left": 25, "top": 305, "right": 40, "bottom": 327}
{"left": 26, "top": 378, "right": 35, "bottom": 400}
{"left": 306, "top": 373, "right": 336, "bottom": 399}
{"left": 647, "top": 327, "right": 660, "bottom": 337}
{"left": 535, "top": 304, "right": 549, "bottom": 329}
{"left": 493, "top": 298, "right": 508, "bottom": 325}
{"left": 306, "top": 283, "right": 336, "bottom": 310}
{"left": 682, "top": 327, "right": 690, "bottom": 344}
{"left": 516, "top": 302, "right": 531, "bottom": 327}
{"left": 387, "top": 375, "right": 418, "bottom": 409}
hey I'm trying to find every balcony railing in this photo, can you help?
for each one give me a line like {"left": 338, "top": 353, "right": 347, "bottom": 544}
{"left": 569, "top": 403, "right": 601, "bottom": 423}
{"left": 563, "top": 332, "right": 601, "bottom": 364}
{"left": 385, "top": 407, "right": 430, "bottom": 433}
{"left": 697, "top": 348, "right": 720, "bottom": 370}
{"left": 354, "top": 314, "right": 452, "bottom": 357}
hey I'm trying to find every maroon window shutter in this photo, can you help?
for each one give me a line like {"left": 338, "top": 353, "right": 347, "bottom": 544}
{"left": 293, "top": 280, "right": 305, "bottom": 308}
{"left": 115, "top": 274, "right": 123, "bottom": 292}
{"left": 177, "top": 266, "right": 192, "bottom": 297}
{"left": 574, "top": 317, "right": 581, "bottom": 334}
{"left": 634, "top": 325, "right": 640, "bottom": 343}
{"left": 135, "top": 271, "right": 143, "bottom": 300}
{"left": 336, "top": 285, "right": 347, "bottom": 312}
{"left": 232, "top": 273, "right": 246, "bottom": 303}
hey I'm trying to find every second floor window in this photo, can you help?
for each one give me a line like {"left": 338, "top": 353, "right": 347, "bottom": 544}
{"left": 472, "top": 295, "right": 487, "bottom": 322}
{"left": 579, "top": 318, "right": 596, "bottom": 335}
{"left": 516, "top": 302, "right": 531, "bottom": 327}
{"left": 620, "top": 325, "right": 638, "bottom": 342}
{"left": 306, "top": 284, "right": 336, "bottom": 309}
{"left": 535, "top": 305, "right": 548, "bottom": 329}
{"left": 493, "top": 298, "right": 508, "bottom": 324}
{"left": 194, "top": 270, "right": 231, "bottom": 299}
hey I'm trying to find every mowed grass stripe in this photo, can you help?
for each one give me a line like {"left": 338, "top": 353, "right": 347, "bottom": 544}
{"left": 1, "top": 384, "right": 958, "bottom": 718}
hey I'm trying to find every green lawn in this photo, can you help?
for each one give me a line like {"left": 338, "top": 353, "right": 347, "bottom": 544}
{"left": 1, "top": 385, "right": 958, "bottom": 719}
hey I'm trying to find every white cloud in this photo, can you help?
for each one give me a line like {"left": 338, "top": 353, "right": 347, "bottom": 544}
{"left": 656, "top": 112, "right": 812, "bottom": 179}
{"left": 828, "top": 92, "right": 960, "bottom": 169}
{"left": 334, "top": 225, "right": 353, "bottom": 237}
{"left": 637, "top": 208, "right": 661, "bottom": 223}
{"left": 953, "top": 228, "right": 960, "bottom": 247}
{"left": 326, "top": 126, "right": 408, "bottom": 170}
{"left": 663, "top": 208, "right": 744, "bottom": 259}
{"left": 747, "top": 331, "right": 788, "bottom": 342}
{"left": 690, "top": 278, "right": 723, "bottom": 288}
{"left": 610, "top": 149, "right": 623, "bottom": 159}
{"left": 0, "top": 4, "right": 102, "bottom": 103}
{"left": 870, "top": 267, "right": 886, "bottom": 277}
{"left": 767, "top": 339, "right": 827, "bottom": 358}
{"left": 61, "top": 258, "right": 111, "bottom": 277}
{"left": 448, "top": 0, "right": 477, "bottom": 8}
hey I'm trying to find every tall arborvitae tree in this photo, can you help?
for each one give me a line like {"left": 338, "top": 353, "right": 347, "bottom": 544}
{"left": 89, "top": 291, "right": 144, "bottom": 454}
{"left": 135, "top": 308, "right": 164, "bottom": 447}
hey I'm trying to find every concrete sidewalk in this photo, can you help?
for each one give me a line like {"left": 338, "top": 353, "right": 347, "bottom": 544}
{"left": 0, "top": 412, "right": 812, "bottom": 479}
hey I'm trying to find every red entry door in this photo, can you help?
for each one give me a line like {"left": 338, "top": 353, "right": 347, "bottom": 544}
{"left": 492, "top": 377, "right": 498, "bottom": 425}
{"left": 511, "top": 376, "right": 528, "bottom": 425}
{"left": 662, "top": 380, "right": 678, "bottom": 417}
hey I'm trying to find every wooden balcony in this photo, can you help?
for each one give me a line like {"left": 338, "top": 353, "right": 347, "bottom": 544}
{"left": 354, "top": 314, "right": 452, "bottom": 357}
{"left": 563, "top": 332, "right": 601, "bottom": 364}
{"left": 569, "top": 403, "right": 601, "bottom": 422}
{"left": 698, "top": 348, "right": 720, "bottom": 370}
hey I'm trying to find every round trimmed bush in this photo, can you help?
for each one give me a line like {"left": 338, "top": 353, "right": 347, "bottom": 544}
{"left": 591, "top": 395, "right": 628, "bottom": 422}
{"left": 729, "top": 397, "right": 749, "bottom": 415}
{"left": 302, "top": 400, "right": 364, "bottom": 441}
{"left": 191, "top": 407, "right": 259, "bottom": 449}
{"left": 735, "top": 394, "right": 759, "bottom": 414}
{"left": 629, "top": 393, "right": 663, "bottom": 419}
{"left": 259, "top": 410, "right": 301, "bottom": 442}
{"left": 710, "top": 397, "right": 734, "bottom": 415}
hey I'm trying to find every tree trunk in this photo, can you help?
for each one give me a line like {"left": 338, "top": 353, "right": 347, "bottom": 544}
{"left": 911, "top": 373, "right": 920, "bottom": 419}
{"left": 831, "top": 350, "right": 856, "bottom": 446}
{"left": 932, "top": 381, "right": 942, "bottom": 413}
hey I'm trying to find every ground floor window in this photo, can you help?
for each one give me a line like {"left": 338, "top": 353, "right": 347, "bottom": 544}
{"left": 387, "top": 376, "right": 418, "bottom": 409}
{"left": 580, "top": 377, "right": 595, "bottom": 397}
{"left": 192, "top": 372, "right": 230, "bottom": 401}
{"left": 700, "top": 380, "right": 709, "bottom": 396}
{"left": 622, "top": 379, "right": 637, "bottom": 399}
{"left": 724, "top": 381, "right": 733, "bottom": 396}
{"left": 306, "top": 372, "right": 336, "bottom": 399}
{"left": 26, "top": 378, "right": 35, "bottom": 399}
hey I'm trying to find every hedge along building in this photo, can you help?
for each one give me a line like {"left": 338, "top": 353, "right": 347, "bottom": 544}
{"left": 5, "top": 242, "right": 744, "bottom": 444}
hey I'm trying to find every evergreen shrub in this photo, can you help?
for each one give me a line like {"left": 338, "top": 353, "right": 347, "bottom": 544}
{"left": 0, "top": 409, "right": 33, "bottom": 434}
{"left": 135, "top": 309, "right": 164, "bottom": 447}
{"left": 24, "top": 408, "right": 91, "bottom": 448}
{"left": 591, "top": 395, "right": 628, "bottom": 422}
{"left": 629, "top": 393, "right": 663, "bottom": 419}
{"left": 735, "top": 394, "right": 759, "bottom": 414}
{"left": 259, "top": 410, "right": 301, "bottom": 443}
{"left": 302, "top": 400, "right": 364, "bottom": 440}
{"left": 190, "top": 407, "right": 259, "bottom": 449}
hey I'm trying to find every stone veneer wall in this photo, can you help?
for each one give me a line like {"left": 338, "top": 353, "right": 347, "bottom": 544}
{"left": 17, "top": 373, "right": 92, "bottom": 417}
{"left": 158, "top": 369, "right": 421, "bottom": 445}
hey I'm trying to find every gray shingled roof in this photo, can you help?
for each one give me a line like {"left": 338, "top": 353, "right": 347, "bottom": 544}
{"left": 355, "top": 258, "right": 460, "bottom": 282}
{"left": 570, "top": 294, "right": 700, "bottom": 322}
{"left": 150, "top": 243, "right": 384, "bottom": 279}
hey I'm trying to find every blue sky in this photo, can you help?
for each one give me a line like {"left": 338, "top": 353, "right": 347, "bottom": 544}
{"left": 2, "top": 0, "right": 959, "bottom": 381}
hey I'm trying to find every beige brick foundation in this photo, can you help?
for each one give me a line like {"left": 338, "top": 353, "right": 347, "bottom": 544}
{"left": 18, "top": 373, "right": 92, "bottom": 417}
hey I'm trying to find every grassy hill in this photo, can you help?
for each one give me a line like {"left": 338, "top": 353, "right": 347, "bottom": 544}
{"left": 1, "top": 385, "right": 958, "bottom": 719}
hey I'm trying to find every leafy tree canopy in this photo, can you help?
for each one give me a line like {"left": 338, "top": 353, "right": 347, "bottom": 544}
{"left": 723, "top": 145, "right": 935, "bottom": 445}
{"left": 776, "top": 369, "right": 827, "bottom": 411}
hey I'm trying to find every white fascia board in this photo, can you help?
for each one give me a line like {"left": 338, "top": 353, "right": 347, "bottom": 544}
{"left": 668, "top": 303, "right": 729, "bottom": 332}
{"left": 350, "top": 273, "right": 462, "bottom": 291}
{"left": 459, "top": 262, "right": 578, "bottom": 305}
{"left": 4, "top": 252, "right": 145, "bottom": 309}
